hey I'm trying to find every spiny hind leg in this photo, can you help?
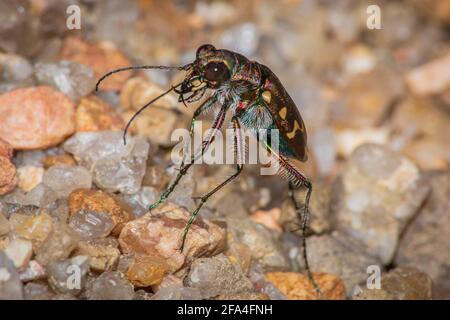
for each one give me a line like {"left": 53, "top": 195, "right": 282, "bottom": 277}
{"left": 288, "top": 179, "right": 321, "bottom": 295}
{"left": 180, "top": 117, "right": 243, "bottom": 251}
{"left": 149, "top": 97, "right": 218, "bottom": 210}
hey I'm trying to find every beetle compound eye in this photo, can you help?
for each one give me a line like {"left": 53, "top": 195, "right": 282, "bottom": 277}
{"left": 204, "top": 62, "right": 230, "bottom": 83}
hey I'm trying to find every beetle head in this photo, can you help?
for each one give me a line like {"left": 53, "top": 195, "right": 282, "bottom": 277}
{"left": 180, "top": 44, "right": 234, "bottom": 95}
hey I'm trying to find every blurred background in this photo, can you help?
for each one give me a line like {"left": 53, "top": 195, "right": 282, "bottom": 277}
{"left": 0, "top": 0, "right": 449, "bottom": 300}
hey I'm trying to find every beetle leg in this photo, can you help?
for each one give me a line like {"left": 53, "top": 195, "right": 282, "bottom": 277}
{"left": 288, "top": 180, "right": 321, "bottom": 295}
{"left": 180, "top": 95, "right": 217, "bottom": 167}
{"left": 180, "top": 116, "right": 244, "bottom": 251}
{"left": 149, "top": 97, "right": 226, "bottom": 210}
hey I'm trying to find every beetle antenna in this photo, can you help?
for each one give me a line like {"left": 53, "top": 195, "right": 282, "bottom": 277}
{"left": 123, "top": 81, "right": 184, "bottom": 146}
{"left": 95, "top": 63, "right": 192, "bottom": 91}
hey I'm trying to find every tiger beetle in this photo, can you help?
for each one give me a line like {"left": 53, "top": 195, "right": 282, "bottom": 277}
{"left": 96, "top": 44, "right": 320, "bottom": 294}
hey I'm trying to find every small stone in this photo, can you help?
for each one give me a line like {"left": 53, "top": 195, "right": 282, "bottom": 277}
{"left": 0, "top": 0, "right": 41, "bottom": 57}
{"left": 116, "top": 253, "right": 134, "bottom": 273}
{"left": 75, "top": 239, "right": 120, "bottom": 272}
{"left": 23, "top": 183, "right": 59, "bottom": 209}
{"left": 310, "top": 127, "right": 337, "bottom": 176}
{"left": 23, "top": 282, "right": 53, "bottom": 300}
{"left": 123, "top": 108, "right": 185, "bottom": 147}
{"left": 299, "top": 231, "right": 383, "bottom": 297}
{"left": 0, "top": 87, "right": 75, "bottom": 150}
{"left": 151, "top": 274, "right": 183, "bottom": 292}
{"left": 395, "top": 172, "right": 450, "bottom": 298}
{"left": 60, "top": 37, "right": 132, "bottom": 91}
{"left": 125, "top": 254, "right": 170, "bottom": 287}
{"left": 221, "top": 23, "right": 260, "bottom": 57}
{"left": 43, "top": 165, "right": 92, "bottom": 198}
{"left": 96, "top": 90, "right": 120, "bottom": 108}
{"left": 0, "top": 251, "right": 23, "bottom": 299}
{"left": 85, "top": 271, "right": 134, "bottom": 300}
{"left": 402, "top": 138, "right": 449, "bottom": 171}
{"left": 224, "top": 232, "right": 252, "bottom": 275}
{"left": 133, "top": 289, "right": 152, "bottom": 300}
{"left": 0, "top": 237, "right": 9, "bottom": 251}
{"left": 339, "top": 67, "right": 403, "bottom": 128}
{"left": 280, "top": 180, "right": 332, "bottom": 234}
{"left": 5, "top": 238, "right": 32, "bottom": 269}
{"left": 47, "top": 256, "right": 90, "bottom": 295}
{"left": 63, "top": 132, "right": 149, "bottom": 194}
{"left": 49, "top": 199, "right": 70, "bottom": 222}
{"left": 142, "top": 164, "right": 171, "bottom": 191}
{"left": 13, "top": 150, "right": 46, "bottom": 167}
{"left": 0, "top": 187, "right": 26, "bottom": 209}
{"left": 0, "top": 156, "right": 17, "bottom": 195}
{"left": 9, "top": 212, "right": 53, "bottom": 247}
{"left": 34, "top": 60, "right": 96, "bottom": 101}
{"left": 185, "top": 254, "right": 254, "bottom": 299}
{"left": 150, "top": 285, "right": 202, "bottom": 300}
{"left": 119, "top": 202, "right": 226, "bottom": 272}
{"left": 42, "top": 154, "right": 76, "bottom": 169}
{"left": 248, "top": 264, "right": 288, "bottom": 300}
{"left": 390, "top": 98, "right": 449, "bottom": 171}
{"left": 342, "top": 44, "right": 376, "bottom": 76}
{"left": 265, "top": 272, "right": 346, "bottom": 300}
{"left": 89, "top": 0, "right": 139, "bottom": 48}
{"left": 69, "top": 210, "right": 115, "bottom": 240}
{"left": 335, "top": 127, "right": 390, "bottom": 158}
{"left": 250, "top": 208, "right": 282, "bottom": 232}
{"left": 119, "top": 77, "right": 179, "bottom": 113}
{"left": 166, "top": 167, "right": 196, "bottom": 212}
{"left": 0, "top": 137, "right": 13, "bottom": 159}
{"left": 119, "top": 186, "right": 159, "bottom": 218}
{"left": 226, "top": 218, "right": 289, "bottom": 271}
{"left": 76, "top": 95, "right": 125, "bottom": 132}
{"left": 0, "top": 189, "right": 49, "bottom": 213}
{"left": 0, "top": 53, "right": 33, "bottom": 83}
{"left": 68, "top": 189, "right": 133, "bottom": 236}
{"left": 119, "top": 78, "right": 187, "bottom": 147}
{"left": 408, "top": 0, "right": 450, "bottom": 26}
{"left": 35, "top": 222, "right": 79, "bottom": 266}
{"left": 19, "top": 260, "right": 46, "bottom": 282}
{"left": 405, "top": 52, "right": 450, "bottom": 96}
{"left": 0, "top": 213, "right": 10, "bottom": 236}
{"left": 17, "top": 166, "right": 44, "bottom": 192}
{"left": 331, "top": 144, "right": 429, "bottom": 264}
{"left": 352, "top": 267, "right": 432, "bottom": 300}
{"left": 194, "top": 1, "right": 237, "bottom": 26}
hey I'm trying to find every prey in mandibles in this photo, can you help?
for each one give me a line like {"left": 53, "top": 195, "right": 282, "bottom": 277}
{"left": 96, "top": 44, "right": 319, "bottom": 293}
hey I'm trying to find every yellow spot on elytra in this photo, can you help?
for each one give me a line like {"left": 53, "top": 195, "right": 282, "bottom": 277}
{"left": 279, "top": 107, "right": 287, "bottom": 119}
{"left": 287, "top": 120, "right": 301, "bottom": 139}
{"left": 192, "top": 78, "right": 202, "bottom": 87}
{"left": 262, "top": 90, "right": 271, "bottom": 103}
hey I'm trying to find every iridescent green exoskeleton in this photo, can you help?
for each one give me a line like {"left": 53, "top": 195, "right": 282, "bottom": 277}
{"left": 96, "top": 44, "right": 319, "bottom": 293}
